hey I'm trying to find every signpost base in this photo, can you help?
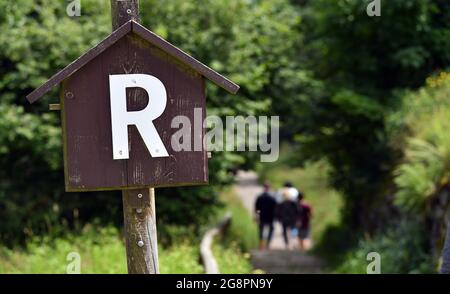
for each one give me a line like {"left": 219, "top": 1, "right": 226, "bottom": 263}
{"left": 122, "top": 188, "right": 159, "bottom": 274}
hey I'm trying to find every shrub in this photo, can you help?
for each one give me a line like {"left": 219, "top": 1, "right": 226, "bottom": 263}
{"left": 336, "top": 218, "right": 437, "bottom": 274}
{"left": 394, "top": 73, "right": 450, "bottom": 212}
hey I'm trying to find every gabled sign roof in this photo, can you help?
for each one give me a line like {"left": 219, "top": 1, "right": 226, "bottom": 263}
{"left": 26, "top": 20, "right": 240, "bottom": 103}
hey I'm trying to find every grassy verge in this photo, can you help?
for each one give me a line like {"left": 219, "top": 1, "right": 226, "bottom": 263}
{"left": 0, "top": 166, "right": 274, "bottom": 274}
{"left": 210, "top": 188, "right": 258, "bottom": 273}
{"left": 212, "top": 242, "right": 253, "bottom": 274}
{"left": 219, "top": 188, "right": 259, "bottom": 252}
{"left": 0, "top": 189, "right": 258, "bottom": 274}
{"left": 0, "top": 226, "right": 203, "bottom": 274}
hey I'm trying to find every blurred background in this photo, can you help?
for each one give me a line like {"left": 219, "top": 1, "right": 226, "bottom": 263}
{"left": 0, "top": 0, "right": 449, "bottom": 273}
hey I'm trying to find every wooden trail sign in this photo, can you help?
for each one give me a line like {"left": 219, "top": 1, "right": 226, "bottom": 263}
{"left": 26, "top": 0, "right": 239, "bottom": 274}
{"left": 27, "top": 19, "right": 238, "bottom": 192}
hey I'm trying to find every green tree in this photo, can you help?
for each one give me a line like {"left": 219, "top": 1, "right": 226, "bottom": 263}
{"left": 292, "top": 0, "right": 450, "bottom": 229}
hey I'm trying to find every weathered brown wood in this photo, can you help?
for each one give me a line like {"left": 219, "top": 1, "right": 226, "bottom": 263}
{"left": 62, "top": 33, "right": 208, "bottom": 191}
{"left": 122, "top": 188, "right": 159, "bottom": 274}
{"left": 111, "top": 0, "right": 140, "bottom": 30}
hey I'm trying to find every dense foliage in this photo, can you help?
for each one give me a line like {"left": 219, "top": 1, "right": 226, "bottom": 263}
{"left": 336, "top": 218, "right": 435, "bottom": 273}
{"left": 394, "top": 73, "right": 450, "bottom": 212}
{"left": 289, "top": 0, "right": 450, "bottom": 230}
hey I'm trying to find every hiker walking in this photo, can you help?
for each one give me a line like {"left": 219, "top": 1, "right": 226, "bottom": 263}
{"left": 296, "top": 192, "right": 313, "bottom": 251}
{"left": 275, "top": 181, "right": 299, "bottom": 203}
{"left": 276, "top": 190, "right": 298, "bottom": 249}
{"left": 255, "top": 183, "right": 277, "bottom": 250}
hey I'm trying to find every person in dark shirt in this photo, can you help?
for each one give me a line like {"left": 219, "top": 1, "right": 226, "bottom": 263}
{"left": 255, "top": 183, "right": 277, "bottom": 250}
{"left": 276, "top": 190, "right": 298, "bottom": 249}
{"left": 296, "top": 193, "right": 313, "bottom": 251}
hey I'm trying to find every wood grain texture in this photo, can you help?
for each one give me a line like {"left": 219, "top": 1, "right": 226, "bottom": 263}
{"left": 111, "top": 0, "right": 140, "bottom": 30}
{"left": 122, "top": 188, "right": 159, "bottom": 274}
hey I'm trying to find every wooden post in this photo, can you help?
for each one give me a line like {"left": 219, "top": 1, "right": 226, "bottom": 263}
{"left": 111, "top": 0, "right": 159, "bottom": 274}
{"left": 111, "top": 0, "right": 140, "bottom": 28}
{"left": 122, "top": 188, "right": 159, "bottom": 274}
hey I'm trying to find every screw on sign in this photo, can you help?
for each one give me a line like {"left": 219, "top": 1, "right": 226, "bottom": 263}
{"left": 26, "top": 0, "right": 239, "bottom": 274}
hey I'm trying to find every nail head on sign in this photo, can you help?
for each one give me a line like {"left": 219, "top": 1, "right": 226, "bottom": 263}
{"left": 138, "top": 193, "right": 143, "bottom": 198}
{"left": 137, "top": 240, "right": 144, "bottom": 247}
{"left": 127, "top": 9, "right": 132, "bottom": 14}
{"left": 136, "top": 208, "right": 143, "bottom": 214}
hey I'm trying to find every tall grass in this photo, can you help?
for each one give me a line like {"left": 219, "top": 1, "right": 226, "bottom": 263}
{"left": 0, "top": 226, "right": 203, "bottom": 274}
{"left": 212, "top": 242, "right": 253, "bottom": 274}
{"left": 219, "top": 188, "right": 259, "bottom": 252}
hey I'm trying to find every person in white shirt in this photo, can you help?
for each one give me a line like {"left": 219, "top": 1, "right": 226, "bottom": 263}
{"left": 275, "top": 182, "right": 299, "bottom": 203}
{"left": 275, "top": 182, "right": 301, "bottom": 247}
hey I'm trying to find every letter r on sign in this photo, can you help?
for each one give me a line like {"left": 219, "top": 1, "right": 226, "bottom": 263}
{"left": 109, "top": 74, "right": 169, "bottom": 160}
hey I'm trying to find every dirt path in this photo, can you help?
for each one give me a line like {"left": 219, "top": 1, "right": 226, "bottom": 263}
{"left": 233, "top": 170, "right": 326, "bottom": 274}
